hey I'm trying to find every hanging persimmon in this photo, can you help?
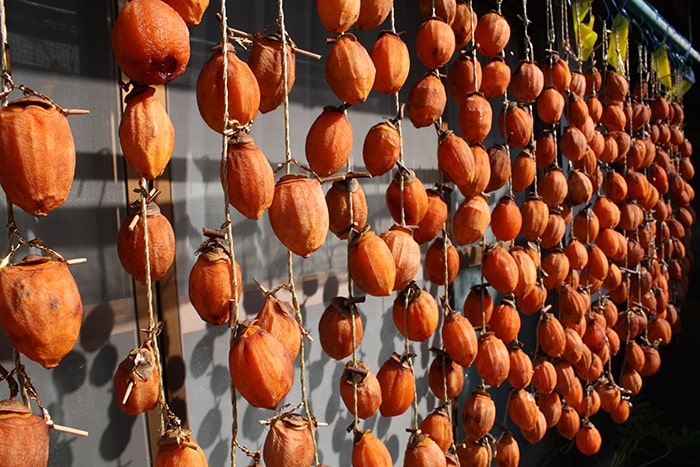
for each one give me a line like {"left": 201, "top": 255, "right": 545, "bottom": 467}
{"left": 461, "top": 389, "right": 496, "bottom": 439}
{"left": 268, "top": 174, "right": 329, "bottom": 258}
{"left": 256, "top": 296, "right": 302, "bottom": 361}
{"left": 118, "top": 200, "right": 175, "bottom": 284}
{"left": 380, "top": 224, "right": 421, "bottom": 291}
{"left": 188, "top": 235, "right": 242, "bottom": 326}
{"left": 481, "top": 56, "right": 511, "bottom": 99}
{"left": 414, "top": 189, "right": 448, "bottom": 245}
{"left": 419, "top": 408, "right": 453, "bottom": 453}
{"left": 196, "top": 42, "right": 260, "bottom": 133}
{"left": 113, "top": 343, "right": 160, "bottom": 416}
{"left": 541, "top": 52, "right": 571, "bottom": 93}
{"left": 385, "top": 168, "right": 429, "bottom": 226}
{"left": 119, "top": 85, "right": 174, "bottom": 181}
{"left": 154, "top": 432, "right": 208, "bottom": 467}
{"left": 491, "top": 195, "right": 522, "bottom": 242}
{"left": 111, "top": 0, "right": 191, "bottom": 85}
{"left": 318, "top": 297, "right": 363, "bottom": 360}
{"left": 362, "top": 119, "right": 401, "bottom": 176}
{"left": 305, "top": 105, "right": 353, "bottom": 177}
{"left": 0, "top": 398, "right": 49, "bottom": 467}
{"left": 447, "top": 53, "right": 482, "bottom": 104}
{"left": 536, "top": 86, "right": 565, "bottom": 124}
{"left": 392, "top": 282, "right": 439, "bottom": 342}
{"left": 510, "top": 60, "right": 544, "bottom": 103}
{"left": 511, "top": 149, "right": 536, "bottom": 192}
{"left": 424, "top": 236, "right": 460, "bottom": 286}
{"left": 507, "top": 389, "right": 539, "bottom": 431}
{"left": 248, "top": 32, "right": 296, "bottom": 114}
{"left": 460, "top": 143, "right": 491, "bottom": 196}
{"left": 326, "top": 178, "right": 368, "bottom": 240}
{"left": 520, "top": 196, "right": 549, "bottom": 241}
{"left": 458, "top": 92, "right": 492, "bottom": 144}
{"left": 0, "top": 96, "right": 76, "bottom": 217}
{"left": 326, "top": 33, "right": 376, "bottom": 104}
{"left": 452, "top": 2, "right": 477, "bottom": 49}
{"left": 263, "top": 413, "right": 316, "bottom": 466}
{"left": 229, "top": 321, "right": 294, "bottom": 410}
{"left": 356, "top": 0, "right": 393, "bottom": 30}
{"left": 474, "top": 11, "right": 510, "bottom": 57}
{"left": 370, "top": 31, "right": 411, "bottom": 95}
{"left": 475, "top": 331, "right": 510, "bottom": 387}
{"left": 416, "top": 17, "right": 456, "bottom": 70}
{"left": 352, "top": 430, "right": 393, "bottom": 466}
{"left": 0, "top": 255, "right": 83, "bottom": 369}
{"left": 407, "top": 72, "right": 447, "bottom": 128}
{"left": 162, "top": 0, "right": 209, "bottom": 26}
{"left": 339, "top": 360, "right": 382, "bottom": 419}
{"left": 437, "top": 130, "right": 475, "bottom": 188}
{"left": 376, "top": 353, "right": 415, "bottom": 417}
{"left": 495, "top": 431, "right": 520, "bottom": 467}
{"left": 498, "top": 103, "right": 533, "bottom": 148}
{"left": 453, "top": 194, "right": 490, "bottom": 245}
{"left": 442, "top": 310, "right": 478, "bottom": 368}
{"left": 348, "top": 227, "right": 397, "bottom": 297}
{"left": 418, "top": 0, "right": 457, "bottom": 24}
{"left": 316, "top": 0, "right": 360, "bottom": 34}
{"left": 428, "top": 353, "right": 464, "bottom": 401}
{"left": 223, "top": 133, "right": 275, "bottom": 220}
{"left": 486, "top": 143, "right": 512, "bottom": 193}
{"left": 404, "top": 433, "right": 448, "bottom": 467}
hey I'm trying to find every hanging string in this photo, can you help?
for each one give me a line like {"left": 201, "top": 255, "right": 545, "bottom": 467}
{"left": 217, "top": 2, "right": 244, "bottom": 466}
{"left": 135, "top": 180, "right": 168, "bottom": 436}
{"left": 278, "top": 0, "right": 319, "bottom": 463}
{"left": 520, "top": 0, "right": 534, "bottom": 62}
{"left": 468, "top": 0, "right": 478, "bottom": 92}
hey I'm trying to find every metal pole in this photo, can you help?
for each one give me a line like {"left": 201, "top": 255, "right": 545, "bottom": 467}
{"left": 625, "top": 0, "right": 700, "bottom": 65}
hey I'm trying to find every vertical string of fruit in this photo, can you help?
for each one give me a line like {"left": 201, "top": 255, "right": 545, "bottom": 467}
{"left": 272, "top": 0, "right": 319, "bottom": 464}
{"left": 110, "top": 0, "right": 210, "bottom": 463}
{"left": 0, "top": 2, "right": 91, "bottom": 461}
{"left": 213, "top": 2, "right": 242, "bottom": 466}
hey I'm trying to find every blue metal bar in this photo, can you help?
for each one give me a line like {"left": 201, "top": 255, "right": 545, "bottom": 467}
{"left": 624, "top": 0, "right": 700, "bottom": 65}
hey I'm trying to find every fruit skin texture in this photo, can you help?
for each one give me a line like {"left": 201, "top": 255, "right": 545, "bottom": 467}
{"left": 155, "top": 433, "right": 209, "bottom": 467}
{"left": 0, "top": 255, "right": 83, "bottom": 369}
{"left": 188, "top": 242, "right": 242, "bottom": 326}
{"left": 370, "top": 31, "right": 410, "bottom": 95}
{"left": 119, "top": 86, "right": 174, "bottom": 180}
{"left": 111, "top": 0, "right": 191, "bottom": 85}
{"left": 305, "top": 106, "right": 353, "bottom": 177}
{"left": 352, "top": 430, "right": 393, "bottom": 467}
{"left": 349, "top": 229, "right": 397, "bottom": 297}
{"left": 162, "top": 0, "right": 210, "bottom": 26}
{"left": 113, "top": 344, "right": 161, "bottom": 416}
{"left": 196, "top": 43, "right": 260, "bottom": 133}
{"left": 248, "top": 33, "right": 296, "bottom": 114}
{"left": 269, "top": 174, "right": 329, "bottom": 258}
{"left": 0, "top": 398, "right": 50, "bottom": 467}
{"left": 117, "top": 202, "right": 176, "bottom": 284}
{"left": 325, "top": 34, "right": 376, "bottom": 104}
{"left": 263, "top": 413, "right": 315, "bottom": 467}
{"left": 0, "top": 96, "right": 76, "bottom": 217}
{"left": 229, "top": 323, "right": 293, "bottom": 410}
{"left": 223, "top": 135, "right": 275, "bottom": 220}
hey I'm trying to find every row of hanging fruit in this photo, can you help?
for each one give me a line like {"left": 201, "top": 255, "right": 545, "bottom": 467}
{"left": 0, "top": 0, "right": 694, "bottom": 465}
{"left": 0, "top": 5, "right": 92, "bottom": 459}
{"left": 108, "top": 0, "right": 696, "bottom": 465}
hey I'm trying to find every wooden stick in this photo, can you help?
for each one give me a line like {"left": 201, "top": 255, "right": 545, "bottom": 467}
{"left": 228, "top": 27, "right": 322, "bottom": 60}
{"left": 121, "top": 381, "right": 134, "bottom": 405}
{"left": 66, "top": 258, "right": 88, "bottom": 265}
{"left": 51, "top": 424, "right": 89, "bottom": 437}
